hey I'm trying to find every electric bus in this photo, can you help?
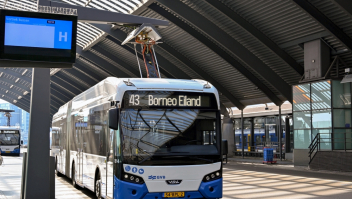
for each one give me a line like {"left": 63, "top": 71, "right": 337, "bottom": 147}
{"left": 0, "top": 126, "right": 21, "bottom": 156}
{"left": 52, "top": 77, "right": 223, "bottom": 199}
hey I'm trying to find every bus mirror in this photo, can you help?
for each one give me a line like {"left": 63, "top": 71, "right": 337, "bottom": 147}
{"left": 109, "top": 108, "right": 119, "bottom": 130}
{"left": 21, "top": 140, "right": 23, "bottom": 145}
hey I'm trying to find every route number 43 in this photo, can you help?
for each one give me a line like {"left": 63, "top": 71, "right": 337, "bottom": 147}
{"left": 129, "top": 94, "right": 140, "bottom": 105}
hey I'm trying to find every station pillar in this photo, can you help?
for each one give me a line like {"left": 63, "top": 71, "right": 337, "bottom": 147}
{"left": 24, "top": 68, "right": 51, "bottom": 198}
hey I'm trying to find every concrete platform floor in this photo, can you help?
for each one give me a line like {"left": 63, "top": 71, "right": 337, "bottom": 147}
{"left": 1, "top": 154, "right": 352, "bottom": 198}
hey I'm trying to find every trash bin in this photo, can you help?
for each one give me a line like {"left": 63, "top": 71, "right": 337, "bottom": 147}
{"left": 263, "top": 147, "right": 273, "bottom": 162}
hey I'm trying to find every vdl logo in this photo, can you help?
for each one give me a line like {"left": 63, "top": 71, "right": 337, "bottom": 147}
{"left": 148, "top": 175, "right": 165, "bottom": 180}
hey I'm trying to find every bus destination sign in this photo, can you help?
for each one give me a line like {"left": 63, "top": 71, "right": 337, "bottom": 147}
{"left": 123, "top": 91, "right": 217, "bottom": 109}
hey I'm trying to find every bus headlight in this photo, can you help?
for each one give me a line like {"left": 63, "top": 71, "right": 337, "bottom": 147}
{"left": 122, "top": 172, "right": 145, "bottom": 184}
{"left": 202, "top": 170, "right": 222, "bottom": 182}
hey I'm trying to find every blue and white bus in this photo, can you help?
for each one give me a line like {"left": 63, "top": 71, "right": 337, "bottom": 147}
{"left": 0, "top": 126, "right": 21, "bottom": 156}
{"left": 52, "top": 77, "right": 223, "bottom": 199}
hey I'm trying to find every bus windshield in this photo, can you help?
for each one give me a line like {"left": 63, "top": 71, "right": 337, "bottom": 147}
{"left": 0, "top": 130, "right": 20, "bottom": 145}
{"left": 120, "top": 109, "right": 220, "bottom": 165}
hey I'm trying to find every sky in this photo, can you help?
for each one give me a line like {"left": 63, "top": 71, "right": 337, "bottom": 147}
{"left": 0, "top": 99, "right": 9, "bottom": 104}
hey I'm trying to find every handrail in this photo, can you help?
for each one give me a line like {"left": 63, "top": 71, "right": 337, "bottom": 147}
{"left": 308, "top": 132, "right": 352, "bottom": 164}
{"left": 308, "top": 133, "right": 319, "bottom": 164}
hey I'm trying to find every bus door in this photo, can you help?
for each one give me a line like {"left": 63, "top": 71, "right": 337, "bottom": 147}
{"left": 106, "top": 129, "right": 114, "bottom": 198}
{"left": 77, "top": 118, "right": 84, "bottom": 184}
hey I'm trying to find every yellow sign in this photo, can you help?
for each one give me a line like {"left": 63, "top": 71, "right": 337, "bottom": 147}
{"left": 164, "top": 192, "right": 185, "bottom": 198}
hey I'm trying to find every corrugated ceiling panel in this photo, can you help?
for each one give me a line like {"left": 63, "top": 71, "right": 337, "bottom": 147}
{"left": 309, "top": 0, "right": 352, "bottom": 70}
{"left": 139, "top": 8, "right": 266, "bottom": 101}
{"left": 224, "top": 0, "right": 325, "bottom": 45}
{"left": 182, "top": 0, "right": 301, "bottom": 87}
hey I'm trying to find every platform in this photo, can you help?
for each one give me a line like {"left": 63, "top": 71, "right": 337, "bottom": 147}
{"left": 2, "top": 153, "right": 352, "bottom": 198}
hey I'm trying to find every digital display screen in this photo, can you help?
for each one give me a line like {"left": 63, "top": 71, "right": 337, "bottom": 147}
{"left": 123, "top": 91, "right": 217, "bottom": 109}
{"left": 1, "top": 130, "right": 19, "bottom": 134}
{"left": 0, "top": 10, "right": 77, "bottom": 64}
{"left": 4, "top": 16, "right": 72, "bottom": 49}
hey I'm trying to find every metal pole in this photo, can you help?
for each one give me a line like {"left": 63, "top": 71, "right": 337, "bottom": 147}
{"left": 241, "top": 109, "right": 244, "bottom": 159}
{"left": 151, "top": 45, "right": 161, "bottom": 78}
{"left": 24, "top": 68, "right": 51, "bottom": 199}
{"left": 134, "top": 44, "right": 143, "bottom": 78}
{"left": 279, "top": 105, "right": 282, "bottom": 161}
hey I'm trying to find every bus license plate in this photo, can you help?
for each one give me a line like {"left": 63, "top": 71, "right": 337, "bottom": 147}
{"left": 5, "top": 151, "right": 10, "bottom": 153}
{"left": 164, "top": 192, "right": 185, "bottom": 198}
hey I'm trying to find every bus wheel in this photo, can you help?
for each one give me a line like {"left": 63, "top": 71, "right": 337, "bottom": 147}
{"left": 72, "top": 163, "right": 79, "bottom": 189}
{"left": 95, "top": 175, "right": 102, "bottom": 199}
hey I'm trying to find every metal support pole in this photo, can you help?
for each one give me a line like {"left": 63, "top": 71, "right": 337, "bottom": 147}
{"left": 279, "top": 105, "right": 282, "bottom": 161}
{"left": 241, "top": 109, "right": 244, "bottom": 159}
{"left": 285, "top": 116, "right": 290, "bottom": 153}
{"left": 24, "top": 68, "right": 51, "bottom": 199}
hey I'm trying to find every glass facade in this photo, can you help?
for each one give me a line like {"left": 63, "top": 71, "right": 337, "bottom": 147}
{"left": 234, "top": 116, "right": 292, "bottom": 153}
{"left": 293, "top": 81, "right": 332, "bottom": 149}
{"left": 293, "top": 80, "right": 352, "bottom": 150}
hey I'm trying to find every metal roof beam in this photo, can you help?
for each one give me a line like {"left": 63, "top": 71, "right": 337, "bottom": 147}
{"left": 74, "top": 62, "right": 105, "bottom": 82}
{"left": 332, "top": 0, "right": 352, "bottom": 19}
{"left": 0, "top": 84, "right": 24, "bottom": 99}
{"left": 205, "top": 0, "right": 303, "bottom": 76}
{"left": 0, "top": 68, "right": 31, "bottom": 83}
{"left": 0, "top": 80, "right": 29, "bottom": 95}
{"left": 157, "top": 43, "right": 245, "bottom": 109}
{"left": 90, "top": 45, "right": 141, "bottom": 78}
{"left": 63, "top": 68, "right": 98, "bottom": 86}
{"left": 51, "top": 77, "right": 79, "bottom": 96}
{"left": 50, "top": 85, "right": 71, "bottom": 102}
{"left": 150, "top": 2, "right": 285, "bottom": 105}
{"left": 38, "top": 0, "right": 169, "bottom": 27}
{"left": 0, "top": 90, "right": 29, "bottom": 110}
{"left": 76, "top": 46, "right": 132, "bottom": 78}
{"left": 0, "top": 75, "right": 30, "bottom": 92}
{"left": 279, "top": 31, "right": 330, "bottom": 49}
{"left": 92, "top": 23, "right": 187, "bottom": 79}
{"left": 54, "top": 71, "right": 87, "bottom": 92}
{"left": 293, "top": 0, "right": 352, "bottom": 53}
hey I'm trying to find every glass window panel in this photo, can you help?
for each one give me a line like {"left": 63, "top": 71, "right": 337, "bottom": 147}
{"left": 312, "top": 129, "right": 331, "bottom": 150}
{"left": 333, "top": 109, "right": 351, "bottom": 128}
{"left": 333, "top": 129, "right": 352, "bottom": 150}
{"left": 311, "top": 81, "right": 331, "bottom": 110}
{"left": 332, "top": 80, "right": 351, "bottom": 108}
{"left": 312, "top": 110, "right": 331, "bottom": 128}
{"left": 294, "top": 129, "right": 311, "bottom": 149}
{"left": 254, "top": 117, "right": 265, "bottom": 147}
{"left": 234, "top": 118, "right": 251, "bottom": 149}
{"left": 293, "top": 112, "right": 311, "bottom": 129}
{"left": 293, "top": 84, "right": 311, "bottom": 111}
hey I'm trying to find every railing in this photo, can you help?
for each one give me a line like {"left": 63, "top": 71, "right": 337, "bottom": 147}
{"left": 308, "top": 132, "right": 352, "bottom": 164}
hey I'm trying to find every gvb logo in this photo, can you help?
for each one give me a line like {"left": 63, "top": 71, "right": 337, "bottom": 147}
{"left": 59, "top": 32, "right": 68, "bottom": 42}
{"left": 148, "top": 175, "right": 165, "bottom": 180}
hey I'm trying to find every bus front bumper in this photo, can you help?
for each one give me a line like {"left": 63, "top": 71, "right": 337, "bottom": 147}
{"left": 114, "top": 176, "right": 222, "bottom": 199}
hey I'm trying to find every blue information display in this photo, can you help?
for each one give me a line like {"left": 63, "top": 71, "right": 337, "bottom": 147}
{"left": 0, "top": 10, "right": 77, "bottom": 64}
{"left": 4, "top": 16, "right": 73, "bottom": 50}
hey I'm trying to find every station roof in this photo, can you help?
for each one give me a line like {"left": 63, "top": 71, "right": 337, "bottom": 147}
{"left": 0, "top": 0, "right": 351, "bottom": 117}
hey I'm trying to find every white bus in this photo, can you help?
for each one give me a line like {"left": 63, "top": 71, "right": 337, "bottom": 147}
{"left": 52, "top": 77, "right": 223, "bottom": 199}
{"left": 0, "top": 126, "right": 21, "bottom": 156}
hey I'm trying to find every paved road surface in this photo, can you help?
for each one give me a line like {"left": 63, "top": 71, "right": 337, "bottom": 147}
{"left": 2, "top": 154, "right": 352, "bottom": 198}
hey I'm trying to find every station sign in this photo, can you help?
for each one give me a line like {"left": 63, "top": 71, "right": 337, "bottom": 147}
{"left": 0, "top": 9, "right": 77, "bottom": 65}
